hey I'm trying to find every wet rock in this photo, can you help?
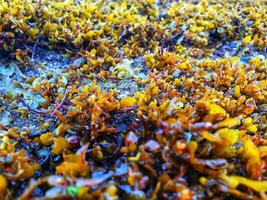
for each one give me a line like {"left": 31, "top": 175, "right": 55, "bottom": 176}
{"left": 37, "top": 148, "right": 51, "bottom": 168}
{"left": 172, "top": 69, "right": 181, "bottom": 78}
{"left": 65, "top": 134, "right": 80, "bottom": 147}
{"left": 246, "top": 20, "right": 254, "bottom": 26}
{"left": 240, "top": 56, "right": 250, "bottom": 64}
{"left": 114, "top": 159, "right": 128, "bottom": 176}
{"left": 144, "top": 140, "right": 160, "bottom": 152}
{"left": 126, "top": 190, "right": 146, "bottom": 200}
{"left": 71, "top": 57, "right": 86, "bottom": 67}
{"left": 32, "top": 187, "right": 44, "bottom": 197}
{"left": 51, "top": 154, "right": 63, "bottom": 164}
{"left": 0, "top": 110, "right": 12, "bottom": 126}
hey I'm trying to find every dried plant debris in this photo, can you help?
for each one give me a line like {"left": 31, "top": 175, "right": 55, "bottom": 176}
{"left": 1, "top": 0, "right": 267, "bottom": 200}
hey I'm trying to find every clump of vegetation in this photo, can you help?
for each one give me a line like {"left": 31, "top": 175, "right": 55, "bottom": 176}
{"left": 1, "top": 0, "right": 267, "bottom": 199}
